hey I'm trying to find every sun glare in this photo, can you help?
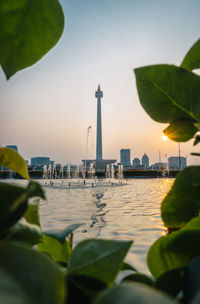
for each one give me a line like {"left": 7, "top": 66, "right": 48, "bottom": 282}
{"left": 162, "top": 135, "right": 168, "bottom": 141}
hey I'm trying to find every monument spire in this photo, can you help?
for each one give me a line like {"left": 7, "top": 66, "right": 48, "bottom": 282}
{"left": 95, "top": 84, "right": 103, "bottom": 160}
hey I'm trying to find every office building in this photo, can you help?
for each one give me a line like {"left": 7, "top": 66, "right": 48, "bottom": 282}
{"left": 120, "top": 149, "right": 131, "bottom": 167}
{"left": 142, "top": 153, "right": 149, "bottom": 169}
{"left": 133, "top": 158, "right": 140, "bottom": 168}
{"left": 168, "top": 157, "right": 187, "bottom": 170}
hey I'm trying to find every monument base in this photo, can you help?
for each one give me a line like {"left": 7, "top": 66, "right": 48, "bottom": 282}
{"left": 82, "top": 159, "right": 116, "bottom": 173}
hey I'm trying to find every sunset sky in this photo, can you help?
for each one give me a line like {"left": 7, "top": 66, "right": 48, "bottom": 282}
{"left": 1, "top": 0, "right": 200, "bottom": 165}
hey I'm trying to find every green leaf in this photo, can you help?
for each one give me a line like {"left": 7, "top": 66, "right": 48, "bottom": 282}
{"left": 161, "top": 166, "right": 200, "bottom": 228}
{"left": 122, "top": 273, "right": 154, "bottom": 287}
{"left": 147, "top": 217, "right": 200, "bottom": 279}
{"left": 67, "top": 275, "right": 107, "bottom": 304}
{"left": 44, "top": 223, "right": 83, "bottom": 243}
{"left": 0, "top": 0, "right": 64, "bottom": 79}
{"left": 193, "top": 135, "right": 200, "bottom": 146}
{"left": 0, "top": 241, "right": 66, "bottom": 304}
{"left": 37, "top": 235, "right": 71, "bottom": 264}
{"left": 24, "top": 198, "right": 40, "bottom": 227}
{"left": 0, "top": 147, "right": 29, "bottom": 179}
{"left": 191, "top": 153, "right": 200, "bottom": 157}
{"left": 0, "top": 181, "right": 45, "bottom": 235}
{"left": 164, "top": 119, "right": 198, "bottom": 142}
{"left": 181, "top": 38, "right": 200, "bottom": 71}
{"left": 155, "top": 267, "right": 185, "bottom": 297}
{"left": 120, "top": 262, "right": 137, "bottom": 272}
{"left": 8, "top": 222, "right": 42, "bottom": 245}
{"left": 94, "top": 282, "right": 176, "bottom": 304}
{"left": 134, "top": 64, "right": 200, "bottom": 123}
{"left": 184, "top": 257, "right": 200, "bottom": 304}
{"left": 0, "top": 267, "right": 30, "bottom": 303}
{"left": 67, "top": 239, "right": 132, "bottom": 285}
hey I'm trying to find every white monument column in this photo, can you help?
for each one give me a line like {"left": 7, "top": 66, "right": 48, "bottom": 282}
{"left": 95, "top": 84, "right": 103, "bottom": 160}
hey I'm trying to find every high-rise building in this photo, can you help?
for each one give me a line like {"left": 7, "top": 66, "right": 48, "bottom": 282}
{"left": 168, "top": 157, "right": 187, "bottom": 170}
{"left": 31, "top": 157, "right": 50, "bottom": 167}
{"left": 120, "top": 149, "right": 131, "bottom": 167}
{"left": 133, "top": 158, "right": 140, "bottom": 168}
{"left": 6, "top": 145, "right": 18, "bottom": 152}
{"left": 142, "top": 153, "right": 149, "bottom": 169}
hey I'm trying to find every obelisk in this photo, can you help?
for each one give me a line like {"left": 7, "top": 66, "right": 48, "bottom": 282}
{"left": 95, "top": 84, "right": 103, "bottom": 160}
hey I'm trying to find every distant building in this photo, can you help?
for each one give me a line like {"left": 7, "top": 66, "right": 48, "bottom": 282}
{"left": 6, "top": 145, "right": 18, "bottom": 152}
{"left": 31, "top": 157, "right": 50, "bottom": 167}
{"left": 168, "top": 157, "right": 187, "bottom": 170}
{"left": 142, "top": 153, "right": 149, "bottom": 169}
{"left": 120, "top": 149, "right": 131, "bottom": 167}
{"left": 151, "top": 162, "right": 167, "bottom": 170}
{"left": 133, "top": 158, "right": 140, "bottom": 168}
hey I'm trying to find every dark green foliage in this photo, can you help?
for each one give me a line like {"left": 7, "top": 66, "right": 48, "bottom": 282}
{"left": 67, "top": 239, "right": 132, "bottom": 285}
{"left": 164, "top": 119, "right": 198, "bottom": 142}
{"left": 0, "top": 242, "right": 66, "bottom": 304}
{"left": 8, "top": 222, "right": 42, "bottom": 245}
{"left": 135, "top": 64, "right": 200, "bottom": 123}
{"left": 181, "top": 38, "right": 200, "bottom": 71}
{"left": 155, "top": 267, "right": 186, "bottom": 297}
{"left": 24, "top": 198, "right": 41, "bottom": 227}
{"left": 37, "top": 235, "right": 71, "bottom": 264}
{"left": 0, "top": 0, "right": 64, "bottom": 79}
{"left": 94, "top": 282, "right": 176, "bottom": 304}
{"left": 0, "top": 147, "right": 30, "bottom": 179}
{"left": 161, "top": 166, "right": 200, "bottom": 228}
{"left": 66, "top": 275, "right": 107, "bottom": 304}
{"left": 122, "top": 273, "right": 154, "bottom": 286}
{"left": 0, "top": 181, "right": 45, "bottom": 236}
{"left": 184, "top": 257, "right": 200, "bottom": 304}
{"left": 147, "top": 217, "right": 200, "bottom": 279}
{"left": 44, "top": 223, "right": 83, "bottom": 243}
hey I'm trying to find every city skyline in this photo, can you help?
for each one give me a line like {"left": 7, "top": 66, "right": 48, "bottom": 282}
{"left": 1, "top": 1, "right": 200, "bottom": 165}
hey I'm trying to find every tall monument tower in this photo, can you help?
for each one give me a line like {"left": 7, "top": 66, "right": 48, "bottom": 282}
{"left": 95, "top": 84, "right": 103, "bottom": 160}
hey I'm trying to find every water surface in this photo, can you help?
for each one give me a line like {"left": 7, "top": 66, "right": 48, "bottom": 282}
{"left": 39, "top": 178, "right": 173, "bottom": 274}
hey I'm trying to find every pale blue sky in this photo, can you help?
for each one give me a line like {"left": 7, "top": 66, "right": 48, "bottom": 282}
{"left": 1, "top": 0, "right": 200, "bottom": 165}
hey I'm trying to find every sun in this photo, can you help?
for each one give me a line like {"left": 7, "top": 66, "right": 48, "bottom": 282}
{"left": 162, "top": 135, "right": 168, "bottom": 141}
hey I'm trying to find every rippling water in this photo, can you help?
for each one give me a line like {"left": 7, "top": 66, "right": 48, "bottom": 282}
{"left": 5, "top": 178, "right": 174, "bottom": 274}
{"left": 39, "top": 178, "right": 174, "bottom": 274}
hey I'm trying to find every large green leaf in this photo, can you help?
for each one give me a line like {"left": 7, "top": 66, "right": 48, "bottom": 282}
{"left": 155, "top": 267, "right": 185, "bottom": 297}
{"left": 164, "top": 119, "right": 198, "bottom": 142}
{"left": 147, "top": 217, "right": 200, "bottom": 279}
{"left": 184, "top": 257, "right": 200, "bottom": 304}
{"left": 0, "top": 0, "right": 64, "bottom": 79}
{"left": 0, "top": 181, "right": 45, "bottom": 235}
{"left": 67, "top": 275, "right": 107, "bottom": 304}
{"left": 0, "top": 267, "right": 30, "bottom": 304}
{"left": 134, "top": 64, "right": 200, "bottom": 123}
{"left": 8, "top": 222, "right": 42, "bottom": 245}
{"left": 161, "top": 166, "right": 200, "bottom": 228}
{"left": 122, "top": 273, "right": 154, "bottom": 287}
{"left": 181, "top": 38, "right": 200, "bottom": 71}
{"left": 67, "top": 239, "right": 132, "bottom": 285}
{"left": 37, "top": 235, "right": 71, "bottom": 264}
{"left": 24, "top": 198, "right": 41, "bottom": 227}
{"left": 0, "top": 147, "right": 29, "bottom": 179}
{"left": 0, "top": 241, "right": 66, "bottom": 304}
{"left": 94, "top": 282, "right": 176, "bottom": 304}
{"left": 44, "top": 223, "right": 83, "bottom": 243}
